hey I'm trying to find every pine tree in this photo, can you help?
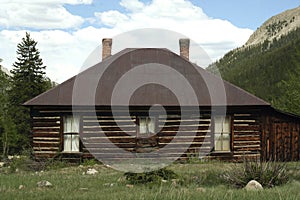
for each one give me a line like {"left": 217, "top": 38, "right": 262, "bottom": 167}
{"left": 9, "top": 32, "right": 51, "bottom": 152}
{"left": 0, "top": 59, "right": 18, "bottom": 157}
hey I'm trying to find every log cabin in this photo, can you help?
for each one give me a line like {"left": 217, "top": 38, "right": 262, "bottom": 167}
{"left": 24, "top": 38, "right": 300, "bottom": 163}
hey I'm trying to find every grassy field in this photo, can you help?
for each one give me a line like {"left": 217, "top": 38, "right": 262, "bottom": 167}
{"left": 0, "top": 160, "right": 299, "bottom": 200}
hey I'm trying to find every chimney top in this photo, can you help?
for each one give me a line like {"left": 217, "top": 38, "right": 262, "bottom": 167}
{"left": 179, "top": 38, "right": 190, "bottom": 60}
{"left": 102, "top": 38, "right": 112, "bottom": 61}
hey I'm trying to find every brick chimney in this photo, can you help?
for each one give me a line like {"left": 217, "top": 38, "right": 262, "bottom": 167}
{"left": 102, "top": 38, "right": 112, "bottom": 61}
{"left": 179, "top": 38, "right": 190, "bottom": 60}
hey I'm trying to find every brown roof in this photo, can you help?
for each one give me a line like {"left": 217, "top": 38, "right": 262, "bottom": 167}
{"left": 24, "top": 48, "right": 270, "bottom": 107}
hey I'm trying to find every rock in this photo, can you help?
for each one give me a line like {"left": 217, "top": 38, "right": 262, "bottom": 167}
{"left": 245, "top": 180, "right": 263, "bottom": 191}
{"left": 171, "top": 179, "right": 178, "bottom": 186}
{"left": 104, "top": 183, "right": 114, "bottom": 187}
{"left": 19, "top": 185, "right": 25, "bottom": 190}
{"left": 0, "top": 162, "right": 4, "bottom": 167}
{"left": 86, "top": 168, "right": 98, "bottom": 175}
{"left": 117, "top": 176, "right": 126, "bottom": 182}
{"left": 37, "top": 180, "right": 53, "bottom": 188}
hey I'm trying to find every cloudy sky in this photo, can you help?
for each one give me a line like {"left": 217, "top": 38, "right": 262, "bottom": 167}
{"left": 0, "top": 0, "right": 299, "bottom": 83}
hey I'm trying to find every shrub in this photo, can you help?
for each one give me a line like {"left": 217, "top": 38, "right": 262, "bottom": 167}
{"left": 223, "top": 157, "right": 288, "bottom": 188}
{"left": 124, "top": 168, "right": 177, "bottom": 184}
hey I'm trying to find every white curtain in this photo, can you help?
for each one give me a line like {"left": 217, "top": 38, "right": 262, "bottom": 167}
{"left": 64, "top": 135, "right": 72, "bottom": 152}
{"left": 71, "top": 135, "right": 80, "bottom": 152}
{"left": 139, "top": 117, "right": 155, "bottom": 135}
{"left": 214, "top": 116, "right": 230, "bottom": 151}
{"left": 63, "top": 115, "right": 80, "bottom": 152}
{"left": 64, "top": 115, "right": 80, "bottom": 133}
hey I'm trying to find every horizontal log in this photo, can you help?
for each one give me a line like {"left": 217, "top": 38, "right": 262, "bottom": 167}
{"left": 158, "top": 131, "right": 211, "bottom": 137}
{"left": 234, "top": 117, "right": 259, "bottom": 121}
{"left": 160, "top": 121, "right": 210, "bottom": 126}
{"left": 83, "top": 121, "right": 136, "bottom": 126}
{"left": 33, "top": 137, "right": 60, "bottom": 141}
{"left": 33, "top": 133, "right": 60, "bottom": 137}
{"left": 158, "top": 143, "right": 211, "bottom": 148}
{"left": 33, "top": 147, "right": 59, "bottom": 151}
{"left": 32, "top": 121, "right": 60, "bottom": 127}
{"left": 160, "top": 126, "right": 210, "bottom": 131}
{"left": 233, "top": 141, "right": 260, "bottom": 145}
{"left": 33, "top": 116, "right": 60, "bottom": 120}
{"left": 33, "top": 142, "right": 60, "bottom": 148}
{"left": 34, "top": 151, "right": 59, "bottom": 154}
{"left": 82, "top": 137, "right": 136, "bottom": 143}
{"left": 82, "top": 148, "right": 135, "bottom": 153}
{"left": 234, "top": 136, "right": 260, "bottom": 141}
{"left": 233, "top": 153, "right": 260, "bottom": 157}
{"left": 82, "top": 132, "right": 135, "bottom": 137}
{"left": 158, "top": 137, "right": 208, "bottom": 143}
{"left": 233, "top": 132, "right": 260, "bottom": 136}
{"left": 233, "top": 146, "right": 261, "bottom": 151}
{"left": 234, "top": 125, "right": 260, "bottom": 131}
{"left": 83, "top": 126, "right": 136, "bottom": 132}
{"left": 33, "top": 128, "right": 60, "bottom": 132}
{"left": 83, "top": 143, "right": 136, "bottom": 149}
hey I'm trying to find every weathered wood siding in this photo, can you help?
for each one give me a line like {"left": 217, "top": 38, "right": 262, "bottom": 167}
{"left": 32, "top": 115, "right": 61, "bottom": 159}
{"left": 232, "top": 113, "right": 261, "bottom": 160}
{"left": 30, "top": 107, "right": 300, "bottom": 161}
{"left": 81, "top": 111, "right": 212, "bottom": 160}
{"left": 262, "top": 113, "right": 300, "bottom": 161}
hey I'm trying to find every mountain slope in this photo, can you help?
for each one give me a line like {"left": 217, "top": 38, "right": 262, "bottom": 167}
{"left": 207, "top": 24, "right": 300, "bottom": 114}
{"left": 245, "top": 6, "right": 300, "bottom": 47}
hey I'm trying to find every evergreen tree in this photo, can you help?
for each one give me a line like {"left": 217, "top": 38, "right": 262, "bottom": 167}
{"left": 9, "top": 32, "right": 51, "bottom": 152}
{"left": 0, "top": 59, "right": 18, "bottom": 157}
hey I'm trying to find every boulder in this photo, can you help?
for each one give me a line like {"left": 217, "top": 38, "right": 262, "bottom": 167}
{"left": 245, "top": 180, "right": 263, "bottom": 191}
{"left": 19, "top": 185, "right": 25, "bottom": 190}
{"left": 86, "top": 168, "right": 98, "bottom": 175}
{"left": 37, "top": 180, "right": 53, "bottom": 187}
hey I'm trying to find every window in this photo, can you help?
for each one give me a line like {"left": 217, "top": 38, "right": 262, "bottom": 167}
{"left": 63, "top": 115, "right": 80, "bottom": 152}
{"left": 214, "top": 116, "right": 231, "bottom": 152}
{"left": 138, "top": 117, "right": 156, "bottom": 137}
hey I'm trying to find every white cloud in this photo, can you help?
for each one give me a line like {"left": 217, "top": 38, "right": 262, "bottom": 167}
{"left": 120, "top": 0, "right": 145, "bottom": 12}
{"left": 0, "top": 1, "right": 88, "bottom": 29}
{"left": 95, "top": 0, "right": 252, "bottom": 60}
{"left": 0, "top": 0, "right": 254, "bottom": 83}
{"left": 95, "top": 11, "right": 129, "bottom": 27}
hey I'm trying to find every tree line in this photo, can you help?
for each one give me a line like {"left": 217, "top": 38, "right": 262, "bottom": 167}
{"left": 208, "top": 28, "right": 300, "bottom": 115}
{"left": 0, "top": 32, "right": 54, "bottom": 157}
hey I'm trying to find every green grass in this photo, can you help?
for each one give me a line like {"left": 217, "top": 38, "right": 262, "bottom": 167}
{"left": 0, "top": 161, "right": 299, "bottom": 200}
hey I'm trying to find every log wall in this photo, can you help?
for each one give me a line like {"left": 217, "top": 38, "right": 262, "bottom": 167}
{"left": 232, "top": 113, "right": 261, "bottom": 160}
{"left": 30, "top": 107, "right": 300, "bottom": 161}
{"left": 32, "top": 115, "right": 61, "bottom": 159}
{"left": 262, "top": 113, "right": 300, "bottom": 161}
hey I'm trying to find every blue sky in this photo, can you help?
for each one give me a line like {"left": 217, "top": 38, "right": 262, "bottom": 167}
{"left": 63, "top": 0, "right": 300, "bottom": 29}
{"left": 0, "top": 0, "right": 299, "bottom": 82}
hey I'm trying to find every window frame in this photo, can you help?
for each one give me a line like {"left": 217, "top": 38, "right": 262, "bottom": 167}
{"left": 136, "top": 116, "right": 157, "bottom": 138}
{"left": 213, "top": 116, "right": 231, "bottom": 152}
{"left": 62, "top": 115, "right": 81, "bottom": 153}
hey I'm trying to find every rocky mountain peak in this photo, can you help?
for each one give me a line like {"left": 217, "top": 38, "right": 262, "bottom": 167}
{"left": 245, "top": 6, "right": 300, "bottom": 47}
